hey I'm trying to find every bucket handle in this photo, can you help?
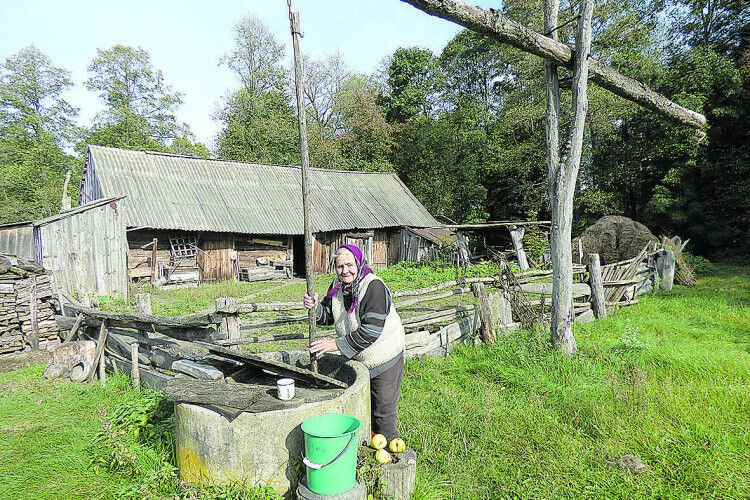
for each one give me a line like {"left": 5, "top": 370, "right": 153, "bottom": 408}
{"left": 302, "top": 433, "right": 356, "bottom": 470}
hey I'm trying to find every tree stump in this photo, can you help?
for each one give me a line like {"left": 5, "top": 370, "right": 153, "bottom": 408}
{"left": 587, "top": 253, "right": 606, "bottom": 319}
{"left": 380, "top": 448, "right": 417, "bottom": 500}
{"left": 657, "top": 249, "right": 676, "bottom": 291}
{"left": 135, "top": 293, "right": 152, "bottom": 315}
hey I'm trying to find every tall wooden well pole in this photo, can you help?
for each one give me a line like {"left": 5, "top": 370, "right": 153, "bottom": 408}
{"left": 288, "top": 1, "right": 317, "bottom": 372}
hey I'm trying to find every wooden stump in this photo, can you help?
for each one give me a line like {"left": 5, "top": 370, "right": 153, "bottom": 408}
{"left": 131, "top": 341, "right": 141, "bottom": 389}
{"left": 215, "top": 297, "right": 241, "bottom": 350}
{"left": 135, "top": 293, "right": 152, "bottom": 315}
{"left": 380, "top": 448, "right": 417, "bottom": 500}
{"left": 509, "top": 226, "right": 529, "bottom": 271}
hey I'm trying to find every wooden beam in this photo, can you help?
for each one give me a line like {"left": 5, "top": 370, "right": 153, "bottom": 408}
{"left": 400, "top": 0, "right": 706, "bottom": 129}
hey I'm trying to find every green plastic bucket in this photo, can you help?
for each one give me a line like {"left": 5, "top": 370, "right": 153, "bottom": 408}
{"left": 301, "top": 413, "right": 362, "bottom": 495}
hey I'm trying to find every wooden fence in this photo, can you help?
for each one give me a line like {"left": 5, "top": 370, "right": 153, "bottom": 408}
{"left": 51, "top": 244, "right": 675, "bottom": 390}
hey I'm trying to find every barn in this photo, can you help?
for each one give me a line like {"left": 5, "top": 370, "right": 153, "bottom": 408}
{"left": 0, "top": 197, "right": 128, "bottom": 298}
{"left": 79, "top": 146, "right": 441, "bottom": 283}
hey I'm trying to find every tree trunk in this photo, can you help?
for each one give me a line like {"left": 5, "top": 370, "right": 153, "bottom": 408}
{"left": 400, "top": 0, "right": 705, "bottom": 130}
{"left": 546, "top": 0, "right": 594, "bottom": 354}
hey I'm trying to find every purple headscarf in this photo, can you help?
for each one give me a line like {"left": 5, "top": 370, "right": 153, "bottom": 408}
{"left": 325, "top": 244, "right": 373, "bottom": 313}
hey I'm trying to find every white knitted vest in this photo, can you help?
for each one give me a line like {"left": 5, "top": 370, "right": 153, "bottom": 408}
{"left": 331, "top": 274, "right": 405, "bottom": 370}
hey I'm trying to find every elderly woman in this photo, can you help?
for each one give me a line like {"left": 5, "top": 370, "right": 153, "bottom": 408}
{"left": 303, "top": 244, "right": 405, "bottom": 442}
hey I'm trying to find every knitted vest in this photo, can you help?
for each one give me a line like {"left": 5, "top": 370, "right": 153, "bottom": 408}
{"left": 331, "top": 274, "right": 405, "bottom": 370}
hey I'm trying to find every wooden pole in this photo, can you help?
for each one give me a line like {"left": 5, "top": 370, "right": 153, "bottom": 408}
{"left": 131, "top": 341, "right": 141, "bottom": 389}
{"left": 289, "top": 1, "right": 317, "bottom": 372}
{"left": 150, "top": 238, "right": 158, "bottom": 283}
{"left": 587, "top": 253, "right": 607, "bottom": 318}
{"left": 471, "top": 283, "right": 496, "bottom": 343}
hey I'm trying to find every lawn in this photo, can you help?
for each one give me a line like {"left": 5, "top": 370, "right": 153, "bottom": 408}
{"left": 1, "top": 265, "right": 748, "bottom": 498}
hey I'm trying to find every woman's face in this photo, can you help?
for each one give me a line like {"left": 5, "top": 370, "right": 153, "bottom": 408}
{"left": 335, "top": 250, "right": 358, "bottom": 284}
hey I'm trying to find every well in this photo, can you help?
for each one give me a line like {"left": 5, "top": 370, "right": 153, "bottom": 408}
{"left": 174, "top": 352, "right": 371, "bottom": 495}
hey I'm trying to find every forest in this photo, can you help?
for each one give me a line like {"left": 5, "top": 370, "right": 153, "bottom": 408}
{"left": 0, "top": 0, "right": 748, "bottom": 259}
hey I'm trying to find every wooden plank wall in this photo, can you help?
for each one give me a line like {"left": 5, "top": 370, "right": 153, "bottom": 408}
{"left": 0, "top": 224, "right": 36, "bottom": 260}
{"left": 234, "top": 235, "right": 291, "bottom": 269}
{"left": 38, "top": 201, "right": 128, "bottom": 298}
{"left": 313, "top": 229, "right": 394, "bottom": 274}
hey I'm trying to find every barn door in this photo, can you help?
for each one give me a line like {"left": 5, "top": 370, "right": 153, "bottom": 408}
{"left": 345, "top": 232, "right": 373, "bottom": 263}
{"left": 198, "top": 236, "right": 235, "bottom": 282}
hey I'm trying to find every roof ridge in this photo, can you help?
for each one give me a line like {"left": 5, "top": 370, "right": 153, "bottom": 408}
{"left": 90, "top": 144, "right": 397, "bottom": 175}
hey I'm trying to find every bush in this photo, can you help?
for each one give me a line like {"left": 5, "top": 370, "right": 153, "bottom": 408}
{"left": 682, "top": 252, "right": 715, "bottom": 276}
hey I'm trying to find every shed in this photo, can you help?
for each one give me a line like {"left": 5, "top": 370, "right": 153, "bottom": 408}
{"left": 80, "top": 146, "right": 441, "bottom": 281}
{"left": 0, "top": 197, "right": 128, "bottom": 298}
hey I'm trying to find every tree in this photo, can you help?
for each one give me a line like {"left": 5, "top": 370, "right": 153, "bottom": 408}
{"left": 303, "top": 51, "right": 350, "bottom": 138}
{"left": 85, "top": 44, "right": 188, "bottom": 148}
{"left": 221, "top": 15, "right": 286, "bottom": 97}
{"left": 382, "top": 47, "right": 443, "bottom": 122}
{"left": 0, "top": 45, "right": 78, "bottom": 144}
{"left": 214, "top": 89, "right": 299, "bottom": 164}
{"left": 0, "top": 46, "right": 78, "bottom": 222}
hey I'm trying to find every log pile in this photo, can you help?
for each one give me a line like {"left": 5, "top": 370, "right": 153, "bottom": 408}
{"left": 0, "top": 255, "right": 61, "bottom": 355}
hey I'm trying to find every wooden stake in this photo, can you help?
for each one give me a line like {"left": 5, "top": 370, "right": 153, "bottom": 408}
{"left": 289, "top": 2, "right": 317, "bottom": 372}
{"left": 150, "top": 238, "right": 158, "bottom": 283}
{"left": 471, "top": 283, "right": 496, "bottom": 343}
{"left": 99, "top": 351, "right": 106, "bottom": 386}
{"left": 587, "top": 253, "right": 607, "bottom": 319}
{"left": 63, "top": 313, "right": 84, "bottom": 343}
{"left": 131, "top": 341, "right": 141, "bottom": 389}
{"left": 87, "top": 321, "right": 108, "bottom": 381}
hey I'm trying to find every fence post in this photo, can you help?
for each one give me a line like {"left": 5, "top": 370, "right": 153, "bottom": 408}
{"left": 587, "top": 253, "right": 607, "bottom": 319}
{"left": 135, "top": 293, "right": 152, "bottom": 315}
{"left": 215, "top": 297, "right": 241, "bottom": 350}
{"left": 508, "top": 226, "right": 529, "bottom": 271}
{"left": 99, "top": 351, "right": 107, "bottom": 386}
{"left": 471, "top": 283, "right": 496, "bottom": 343}
{"left": 657, "top": 249, "right": 675, "bottom": 291}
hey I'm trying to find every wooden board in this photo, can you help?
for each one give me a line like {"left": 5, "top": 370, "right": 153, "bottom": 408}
{"left": 165, "top": 379, "right": 265, "bottom": 409}
{"left": 195, "top": 342, "right": 348, "bottom": 389}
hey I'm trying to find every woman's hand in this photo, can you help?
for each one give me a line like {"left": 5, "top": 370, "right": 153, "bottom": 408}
{"left": 303, "top": 292, "right": 319, "bottom": 310}
{"left": 310, "top": 338, "right": 339, "bottom": 356}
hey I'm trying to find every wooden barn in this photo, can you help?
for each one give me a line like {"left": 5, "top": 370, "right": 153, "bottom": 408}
{"left": 79, "top": 146, "right": 441, "bottom": 283}
{"left": 0, "top": 197, "right": 128, "bottom": 298}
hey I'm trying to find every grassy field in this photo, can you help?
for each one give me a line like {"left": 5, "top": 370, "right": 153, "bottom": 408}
{"left": 1, "top": 265, "right": 748, "bottom": 498}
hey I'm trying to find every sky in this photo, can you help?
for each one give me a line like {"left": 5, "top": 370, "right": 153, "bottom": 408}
{"left": 0, "top": 0, "right": 497, "bottom": 148}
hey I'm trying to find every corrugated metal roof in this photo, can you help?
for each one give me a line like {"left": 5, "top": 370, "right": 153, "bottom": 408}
{"left": 87, "top": 146, "right": 438, "bottom": 234}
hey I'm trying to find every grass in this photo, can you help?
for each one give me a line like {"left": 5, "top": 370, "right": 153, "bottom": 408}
{"left": 2, "top": 264, "right": 748, "bottom": 498}
{"left": 400, "top": 265, "right": 750, "bottom": 498}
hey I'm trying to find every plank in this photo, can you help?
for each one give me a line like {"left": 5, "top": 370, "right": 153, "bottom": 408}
{"left": 195, "top": 342, "right": 347, "bottom": 389}
{"left": 164, "top": 379, "right": 265, "bottom": 409}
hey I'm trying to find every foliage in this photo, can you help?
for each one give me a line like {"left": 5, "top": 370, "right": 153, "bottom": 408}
{"left": 381, "top": 47, "right": 443, "bottom": 122}
{"left": 0, "top": 46, "right": 79, "bottom": 223}
{"left": 85, "top": 45, "right": 189, "bottom": 147}
{"left": 682, "top": 252, "right": 715, "bottom": 276}
{"left": 221, "top": 14, "right": 286, "bottom": 97}
{"left": 214, "top": 89, "right": 299, "bottom": 164}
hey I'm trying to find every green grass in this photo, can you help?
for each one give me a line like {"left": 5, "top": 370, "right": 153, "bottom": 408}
{"left": 400, "top": 265, "right": 750, "bottom": 498}
{"left": 3, "top": 264, "right": 748, "bottom": 498}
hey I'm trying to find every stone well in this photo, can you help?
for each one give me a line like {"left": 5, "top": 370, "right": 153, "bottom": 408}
{"left": 174, "top": 352, "right": 370, "bottom": 495}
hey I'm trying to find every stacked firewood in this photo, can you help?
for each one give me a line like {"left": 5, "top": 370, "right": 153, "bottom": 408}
{"left": 0, "top": 255, "right": 61, "bottom": 355}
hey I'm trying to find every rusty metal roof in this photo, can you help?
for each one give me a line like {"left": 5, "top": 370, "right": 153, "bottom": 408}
{"left": 87, "top": 146, "right": 438, "bottom": 234}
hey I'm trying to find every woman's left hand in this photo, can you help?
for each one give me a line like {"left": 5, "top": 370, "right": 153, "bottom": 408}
{"left": 310, "top": 338, "right": 339, "bottom": 356}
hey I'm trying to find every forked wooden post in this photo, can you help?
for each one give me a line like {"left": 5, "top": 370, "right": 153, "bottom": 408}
{"left": 471, "top": 283, "right": 496, "bottom": 343}
{"left": 509, "top": 225, "right": 529, "bottom": 271}
{"left": 289, "top": 1, "right": 318, "bottom": 372}
{"left": 587, "top": 253, "right": 606, "bottom": 318}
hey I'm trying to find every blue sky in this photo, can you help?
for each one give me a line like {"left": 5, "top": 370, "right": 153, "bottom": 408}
{"left": 0, "top": 0, "right": 496, "bottom": 147}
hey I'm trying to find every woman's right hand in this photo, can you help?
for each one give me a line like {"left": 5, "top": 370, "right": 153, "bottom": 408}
{"left": 303, "top": 292, "right": 319, "bottom": 310}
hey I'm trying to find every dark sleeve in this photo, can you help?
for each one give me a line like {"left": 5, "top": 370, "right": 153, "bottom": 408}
{"left": 335, "top": 280, "right": 390, "bottom": 359}
{"left": 315, "top": 287, "right": 335, "bottom": 326}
